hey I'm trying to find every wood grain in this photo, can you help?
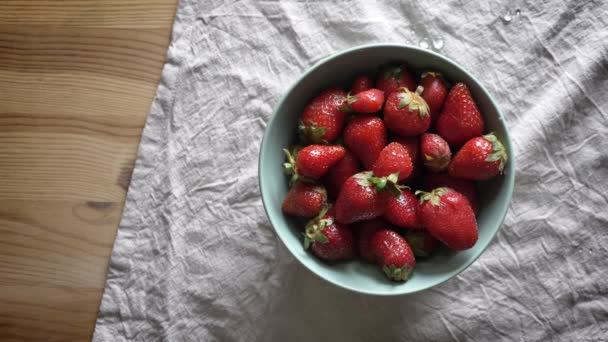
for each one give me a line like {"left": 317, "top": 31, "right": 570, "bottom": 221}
{"left": 0, "top": 1, "right": 177, "bottom": 340}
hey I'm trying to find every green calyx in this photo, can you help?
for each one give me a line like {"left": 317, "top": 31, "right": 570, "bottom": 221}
{"left": 338, "top": 92, "right": 359, "bottom": 112}
{"left": 382, "top": 264, "right": 412, "bottom": 282}
{"left": 383, "top": 66, "right": 402, "bottom": 80}
{"left": 415, "top": 187, "right": 447, "bottom": 206}
{"left": 396, "top": 87, "right": 430, "bottom": 119}
{"left": 303, "top": 206, "right": 331, "bottom": 250}
{"left": 404, "top": 232, "right": 429, "bottom": 258}
{"left": 282, "top": 147, "right": 300, "bottom": 184}
{"left": 366, "top": 172, "right": 402, "bottom": 197}
{"left": 423, "top": 153, "right": 450, "bottom": 172}
{"left": 421, "top": 71, "right": 443, "bottom": 80}
{"left": 483, "top": 132, "right": 508, "bottom": 174}
{"left": 298, "top": 120, "right": 327, "bottom": 144}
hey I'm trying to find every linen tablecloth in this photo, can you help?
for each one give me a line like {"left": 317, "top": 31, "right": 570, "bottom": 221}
{"left": 94, "top": 1, "right": 608, "bottom": 340}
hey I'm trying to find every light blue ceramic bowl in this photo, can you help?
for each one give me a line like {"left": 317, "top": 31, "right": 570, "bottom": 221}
{"left": 259, "top": 44, "right": 515, "bottom": 295}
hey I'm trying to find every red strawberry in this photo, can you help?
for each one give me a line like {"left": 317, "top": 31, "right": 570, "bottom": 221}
{"left": 343, "top": 115, "right": 387, "bottom": 169}
{"left": 420, "top": 133, "right": 451, "bottom": 173}
{"left": 323, "top": 149, "right": 361, "bottom": 199}
{"left": 351, "top": 75, "right": 374, "bottom": 94}
{"left": 282, "top": 182, "right": 327, "bottom": 218}
{"left": 283, "top": 145, "right": 345, "bottom": 182}
{"left": 304, "top": 207, "right": 355, "bottom": 261}
{"left": 384, "top": 86, "right": 431, "bottom": 136}
{"left": 342, "top": 89, "right": 384, "bottom": 113}
{"left": 436, "top": 83, "right": 485, "bottom": 147}
{"left": 376, "top": 65, "right": 417, "bottom": 95}
{"left": 392, "top": 136, "right": 420, "bottom": 180}
{"left": 384, "top": 189, "right": 422, "bottom": 229}
{"left": 352, "top": 218, "right": 387, "bottom": 262}
{"left": 419, "top": 71, "right": 448, "bottom": 124}
{"left": 424, "top": 173, "right": 480, "bottom": 214}
{"left": 448, "top": 133, "right": 508, "bottom": 180}
{"left": 371, "top": 229, "right": 416, "bottom": 282}
{"left": 403, "top": 230, "right": 439, "bottom": 257}
{"left": 417, "top": 187, "right": 478, "bottom": 250}
{"left": 299, "top": 88, "right": 347, "bottom": 143}
{"left": 335, "top": 171, "right": 395, "bottom": 224}
{"left": 372, "top": 142, "right": 413, "bottom": 182}
{"left": 392, "top": 136, "right": 419, "bottom": 165}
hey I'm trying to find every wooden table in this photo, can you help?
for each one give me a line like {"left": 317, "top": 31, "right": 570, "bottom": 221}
{"left": 0, "top": 1, "right": 177, "bottom": 340}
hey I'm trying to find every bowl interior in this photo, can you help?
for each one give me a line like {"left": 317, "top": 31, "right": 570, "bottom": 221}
{"left": 259, "top": 44, "right": 515, "bottom": 295}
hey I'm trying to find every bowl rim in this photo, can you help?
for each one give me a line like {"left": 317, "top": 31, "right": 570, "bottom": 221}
{"left": 258, "top": 43, "right": 515, "bottom": 296}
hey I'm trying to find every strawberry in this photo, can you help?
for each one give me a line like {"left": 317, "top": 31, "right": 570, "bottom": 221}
{"left": 420, "top": 133, "right": 451, "bottom": 173}
{"left": 384, "top": 188, "right": 422, "bottom": 229}
{"left": 283, "top": 145, "right": 345, "bottom": 182}
{"left": 403, "top": 230, "right": 439, "bottom": 258}
{"left": 424, "top": 173, "right": 480, "bottom": 214}
{"left": 299, "top": 88, "right": 347, "bottom": 143}
{"left": 436, "top": 83, "right": 485, "bottom": 147}
{"left": 304, "top": 207, "right": 355, "bottom": 261}
{"left": 342, "top": 89, "right": 384, "bottom": 114}
{"left": 391, "top": 136, "right": 420, "bottom": 180}
{"left": 376, "top": 65, "right": 417, "bottom": 95}
{"left": 371, "top": 229, "right": 416, "bottom": 282}
{"left": 416, "top": 187, "right": 478, "bottom": 250}
{"left": 335, "top": 171, "right": 398, "bottom": 224}
{"left": 384, "top": 86, "right": 431, "bottom": 136}
{"left": 343, "top": 115, "right": 387, "bottom": 169}
{"left": 372, "top": 142, "right": 413, "bottom": 182}
{"left": 323, "top": 149, "right": 361, "bottom": 199}
{"left": 351, "top": 74, "right": 373, "bottom": 94}
{"left": 282, "top": 182, "right": 327, "bottom": 218}
{"left": 448, "top": 133, "right": 508, "bottom": 181}
{"left": 352, "top": 218, "right": 387, "bottom": 262}
{"left": 419, "top": 71, "right": 448, "bottom": 124}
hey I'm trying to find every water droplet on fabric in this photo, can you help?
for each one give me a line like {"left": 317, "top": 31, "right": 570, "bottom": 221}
{"left": 515, "top": 8, "right": 521, "bottom": 17}
{"left": 432, "top": 39, "right": 444, "bottom": 50}
{"left": 419, "top": 39, "right": 429, "bottom": 49}
{"left": 501, "top": 10, "right": 512, "bottom": 23}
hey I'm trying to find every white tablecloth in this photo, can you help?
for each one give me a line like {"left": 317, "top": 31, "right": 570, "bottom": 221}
{"left": 94, "top": 1, "right": 608, "bottom": 340}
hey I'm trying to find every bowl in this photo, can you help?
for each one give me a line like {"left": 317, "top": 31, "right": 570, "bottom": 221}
{"left": 258, "top": 43, "right": 515, "bottom": 295}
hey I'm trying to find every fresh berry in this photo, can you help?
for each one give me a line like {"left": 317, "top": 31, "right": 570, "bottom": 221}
{"left": 372, "top": 142, "right": 413, "bottom": 182}
{"left": 342, "top": 89, "right": 385, "bottom": 113}
{"left": 424, "top": 173, "right": 480, "bottom": 214}
{"left": 371, "top": 229, "right": 416, "bottom": 282}
{"left": 335, "top": 171, "right": 396, "bottom": 224}
{"left": 299, "top": 88, "right": 347, "bottom": 143}
{"left": 392, "top": 136, "right": 419, "bottom": 165}
{"left": 436, "top": 83, "right": 484, "bottom": 147}
{"left": 419, "top": 71, "right": 448, "bottom": 124}
{"left": 416, "top": 187, "right": 478, "bottom": 250}
{"left": 353, "top": 218, "right": 387, "bottom": 262}
{"left": 384, "top": 86, "right": 431, "bottom": 136}
{"left": 420, "top": 133, "right": 451, "bottom": 173}
{"left": 351, "top": 75, "right": 374, "bottom": 94}
{"left": 376, "top": 65, "right": 417, "bottom": 95}
{"left": 323, "top": 149, "right": 361, "bottom": 199}
{"left": 403, "top": 230, "right": 439, "bottom": 257}
{"left": 343, "top": 115, "right": 387, "bottom": 169}
{"left": 384, "top": 188, "right": 422, "bottom": 229}
{"left": 282, "top": 182, "right": 327, "bottom": 218}
{"left": 283, "top": 145, "right": 345, "bottom": 182}
{"left": 304, "top": 207, "right": 355, "bottom": 261}
{"left": 392, "top": 136, "right": 420, "bottom": 180}
{"left": 448, "top": 133, "right": 508, "bottom": 180}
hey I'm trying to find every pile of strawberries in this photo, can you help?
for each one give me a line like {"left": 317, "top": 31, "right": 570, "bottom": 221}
{"left": 281, "top": 64, "right": 508, "bottom": 283}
